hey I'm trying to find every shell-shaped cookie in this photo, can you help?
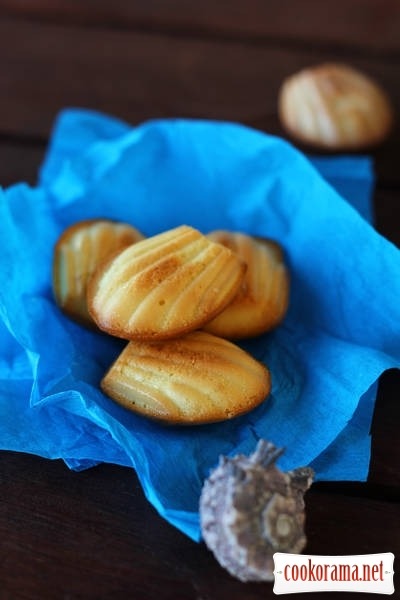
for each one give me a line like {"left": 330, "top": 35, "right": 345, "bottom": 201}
{"left": 88, "top": 225, "right": 246, "bottom": 341}
{"left": 53, "top": 218, "right": 144, "bottom": 327}
{"left": 100, "top": 331, "right": 271, "bottom": 424}
{"left": 278, "top": 62, "right": 394, "bottom": 150}
{"left": 200, "top": 440, "right": 314, "bottom": 581}
{"left": 204, "top": 231, "right": 289, "bottom": 339}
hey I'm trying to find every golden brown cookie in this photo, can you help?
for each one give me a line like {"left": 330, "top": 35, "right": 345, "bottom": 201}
{"left": 53, "top": 218, "right": 144, "bottom": 327}
{"left": 278, "top": 62, "right": 394, "bottom": 150}
{"left": 203, "top": 231, "right": 289, "bottom": 339}
{"left": 101, "top": 331, "right": 271, "bottom": 424}
{"left": 87, "top": 225, "right": 246, "bottom": 341}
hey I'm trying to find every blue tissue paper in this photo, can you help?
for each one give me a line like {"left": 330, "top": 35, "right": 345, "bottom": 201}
{"left": 1, "top": 109, "right": 399, "bottom": 542}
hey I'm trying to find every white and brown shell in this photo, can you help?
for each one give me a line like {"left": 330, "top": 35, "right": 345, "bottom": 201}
{"left": 278, "top": 62, "right": 394, "bottom": 150}
{"left": 199, "top": 440, "right": 314, "bottom": 582}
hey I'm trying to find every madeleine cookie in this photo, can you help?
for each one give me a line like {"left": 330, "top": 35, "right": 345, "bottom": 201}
{"left": 204, "top": 231, "right": 289, "bottom": 339}
{"left": 88, "top": 225, "right": 246, "bottom": 341}
{"left": 278, "top": 62, "right": 394, "bottom": 150}
{"left": 53, "top": 218, "right": 144, "bottom": 327}
{"left": 101, "top": 331, "right": 271, "bottom": 424}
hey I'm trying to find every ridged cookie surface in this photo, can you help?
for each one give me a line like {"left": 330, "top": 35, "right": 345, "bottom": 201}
{"left": 204, "top": 231, "right": 289, "bottom": 339}
{"left": 88, "top": 225, "right": 246, "bottom": 340}
{"left": 101, "top": 331, "right": 271, "bottom": 424}
{"left": 278, "top": 62, "right": 394, "bottom": 150}
{"left": 53, "top": 218, "right": 144, "bottom": 327}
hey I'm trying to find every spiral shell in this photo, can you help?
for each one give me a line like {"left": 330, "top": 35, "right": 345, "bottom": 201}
{"left": 278, "top": 62, "right": 394, "bottom": 150}
{"left": 199, "top": 440, "right": 314, "bottom": 582}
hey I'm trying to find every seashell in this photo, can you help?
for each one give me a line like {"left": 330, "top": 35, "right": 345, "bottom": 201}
{"left": 199, "top": 440, "right": 314, "bottom": 582}
{"left": 278, "top": 62, "right": 394, "bottom": 150}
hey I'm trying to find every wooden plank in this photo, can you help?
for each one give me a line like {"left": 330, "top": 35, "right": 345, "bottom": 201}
{"left": 0, "top": 138, "right": 45, "bottom": 186}
{"left": 0, "top": 452, "right": 398, "bottom": 599}
{"left": 0, "top": 17, "right": 399, "bottom": 185}
{"left": 1, "top": 0, "right": 400, "bottom": 53}
{"left": 370, "top": 369, "right": 400, "bottom": 486}
{"left": 374, "top": 188, "right": 400, "bottom": 248}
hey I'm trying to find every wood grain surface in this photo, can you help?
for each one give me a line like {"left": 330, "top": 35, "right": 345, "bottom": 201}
{"left": 0, "top": 3, "right": 399, "bottom": 599}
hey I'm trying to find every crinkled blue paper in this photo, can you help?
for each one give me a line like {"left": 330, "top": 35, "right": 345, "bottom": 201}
{"left": 1, "top": 109, "right": 399, "bottom": 542}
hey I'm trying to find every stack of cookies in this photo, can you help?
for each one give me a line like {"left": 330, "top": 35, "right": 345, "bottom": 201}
{"left": 53, "top": 221, "right": 290, "bottom": 425}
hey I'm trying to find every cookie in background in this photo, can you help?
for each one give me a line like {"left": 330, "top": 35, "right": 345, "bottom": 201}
{"left": 278, "top": 62, "right": 394, "bottom": 151}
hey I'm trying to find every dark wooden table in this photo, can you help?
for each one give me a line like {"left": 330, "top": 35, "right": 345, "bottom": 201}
{"left": 0, "top": 3, "right": 399, "bottom": 599}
